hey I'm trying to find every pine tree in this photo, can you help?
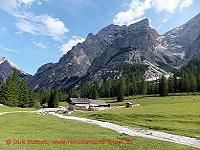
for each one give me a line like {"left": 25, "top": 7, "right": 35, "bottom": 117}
{"left": 117, "top": 78, "right": 126, "bottom": 101}
{"left": 159, "top": 75, "right": 168, "bottom": 96}
{"left": 28, "top": 89, "right": 36, "bottom": 107}
{"left": 80, "top": 82, "right": 89, "bottom": 98}
{"left": 0, "top": 70, "right": 36, "bottom": 108}
{"left": 179, "top": 73, "right": 185, "bottom": 92}
{"left": 154, "top": 80, "right": 159, "bottom": 94}
{"left": 197, "top": 74, "right": 200, "bottom": 92}
{"left": 40, "top": 88, "right": 51, "bottom": 105}
{"left": 48, "top": 89, "right": 59, "bottom": 108}
{"left": 130, "top": 78, "right": 137, "bottom": 96}
{"left": 189, "top": 73, "right": 197, "bottom": 92}
{"left": 147, "top": 81, "right": 151, "bottom": 95}
{"left": 141, "top": 78, "right": 147, "bottom": 95}
{"left": 184, "top": 72, "right": 190, "bottom": 93}
{"left": 18, "top": 78, "right": 30, "bottom": 107}
{"left": 105, "top": 80, "right": 111, "bottom": 98}
{"left": 91, "top": 81, "right": 99, "bottom": 99}
{"left": 126, "top": 78, "right": 130, "bottom": 96}
{"left": 4, "top": 70, "right": 20, "bottom": 106}
{"left": 0, "top": 83, "right": 8, "bottom": 105}
{"left": 168, "top": 75, "right": 175, "bottom": 93}
{"left": 173, "top": 74, "right": 179, "bottom": 93}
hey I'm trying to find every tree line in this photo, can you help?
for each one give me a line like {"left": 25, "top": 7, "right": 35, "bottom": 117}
{"left": 68, "top": 70, "right": 200, "bottom": 101}
{"left": 1, "top": 67, "right": 200, "bottom": 108}
{"left": 0, "top": 70, "right": 36, "bottom": 107}
{"left": 0, "top": 70, "right": 66, "bottom": 108}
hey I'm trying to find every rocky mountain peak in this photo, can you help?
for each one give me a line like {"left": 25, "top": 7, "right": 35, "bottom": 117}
{"left": 0, "top": 56, "right": 27, "bottom": 82}
{"left": 30, "top": 13, "right": 200, "bottom": 90}
{"left": 0, "top": 56, "right": 7, "bottom": 64}
{"left": 128, "top": 18, "right": 150, "bottom": 29}
{"left": 0, "top": 56, "right": 25, "bottom": 73}
{"left": 86, "top": 33, "right": 95, "bottom": 40}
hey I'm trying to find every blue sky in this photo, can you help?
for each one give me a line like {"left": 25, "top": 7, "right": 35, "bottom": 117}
{"left": 0, "top": 0, "right": 200, "bottom": 75}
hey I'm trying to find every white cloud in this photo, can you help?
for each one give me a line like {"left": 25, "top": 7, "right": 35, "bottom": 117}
{"left": 0, "top": 0, "right": 18, "bottom": 15}
{"left": 16, "top": 14, "right": 68, "bottom": 39}
{"left": 113, "top": 0, "right": 194, "bottom": 26}
{"left": 0, "top": 46, "right": 19, "bottom": 52}
{"left": 61, "top": 36, "right": 85, "bottom": 54}
{"left": 180, "top": 0, "right": 193, "bottom": 10}
{"left": 4, "top": 47, "right": 19, "bottom": 52}
{"left": 33, "top": 41, "right": 47, "bottom": 48}
{"left": 18, "top": 0, "right": 35, "bottom": 5}
{"left": 113, "top": 0, "right": 151, "bottom": 26}
{"left": 0, "top": 0, "right": 68, "bottom": 39}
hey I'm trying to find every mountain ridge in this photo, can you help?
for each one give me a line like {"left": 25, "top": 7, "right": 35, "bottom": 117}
{"left": 3, "top": 13, "right": 200, "bottom": 90}
{"left": 0, "top": 56, "right": 27, "bottom": 83}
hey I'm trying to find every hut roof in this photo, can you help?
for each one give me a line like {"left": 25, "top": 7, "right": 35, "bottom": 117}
{"left": 70, "top": 98, "right": 90, "bottom": 104}
{"left": 69, "top": 98, "right": 109, "bottom": 106}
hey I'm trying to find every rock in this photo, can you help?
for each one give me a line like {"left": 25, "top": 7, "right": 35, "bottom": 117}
{"left": 30, "top": 13, "right": 200, "bottom": 90}
{"left": 0, "top": 56, "right": 27, "bottom": 83}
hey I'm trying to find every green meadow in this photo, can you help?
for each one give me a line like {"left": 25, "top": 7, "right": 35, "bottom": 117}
{"left": 0, "top": 112, "right": 197, "bottom": 150}
{"left": 71, "top": 95, "right": 200, "bottom": 138}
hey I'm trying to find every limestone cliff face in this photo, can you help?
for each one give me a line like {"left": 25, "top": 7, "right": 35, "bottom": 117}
{"left": 30, "top": 13, "right": 200, "bottom": 90}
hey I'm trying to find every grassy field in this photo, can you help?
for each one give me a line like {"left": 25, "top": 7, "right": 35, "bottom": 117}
{"left": 0, "top": 112, "right": 197, "bottom": 150}
{"left": 70, "top": 95, "right": 200, "bottom": 138}
{"left": 0, "top": 105, "right": 35, "bottom": 112}
{"left": 58, "top": 101, "right": 68, "bottom": 107}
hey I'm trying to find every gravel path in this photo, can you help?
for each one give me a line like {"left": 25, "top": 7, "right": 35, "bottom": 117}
{"left": 0, "top": 111, "right": 199, "bottom": 149}
{"left": 50, "top": 113, "right": 200, "bottom": 149}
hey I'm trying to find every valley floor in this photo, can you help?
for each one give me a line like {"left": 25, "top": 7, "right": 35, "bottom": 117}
{"left": 71, "top": 94, "right": 200, "bottom": 138}
{"left": 0, "top": 94, "right": 199, "bottom": 149}
{"left": 0, "top": 111, "right": 198, "bottom": 150}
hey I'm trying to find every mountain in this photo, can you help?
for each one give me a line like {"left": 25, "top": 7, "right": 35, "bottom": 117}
{"left": 156, "top": 13, "right": 200, "bottom": 67}
{"left": 30, "top": 12, "right": 200, "bottom": 90}
{"left": 0, "top": 56, "right": 27, "bottom": 83}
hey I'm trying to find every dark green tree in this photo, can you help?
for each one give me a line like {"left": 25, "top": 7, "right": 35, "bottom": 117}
{"left": 104, "top": 80, "right": 111, "bottom": 97}
{"left": 159, "top": 75, "right": 168, "bottom": 96}
{"left": 197, "top": 74, "right": 200, "bottom": 92}
{"left": 184, "top": 72, "right": 190, "bottom": 93}
{"left": 130, "top": 78, "right": 137, "bottom": 96}
{"left": 168, "top": 75, "right": 175, "bottom": 93}
{"left": 0, "top": 83, "right": 8, "bottom": 105}
{"left": 18, "top": 78, "right": 30, "bottom": 107}
{"left": 173, "top": 74, "right": 179, "bottom": 93}
{"left": 141, "top": 78, "right": 147, "bottom": 95}
{"left": 48, "top": 89, "right": 59, "bottom": 108}
{"left": 117, "top": 78, "right": 126, "bottom": 101}
{"left": 125, "top": 78, "right": 130, "bottom": 96}
{"left": 3, "top": 70, "right": 20, "bottom": 106}
{"left": 91, "top": 81, "right": 99, "bottom": 99}
{"left": 189, "top": 73, "right": 197, "bottom": 92}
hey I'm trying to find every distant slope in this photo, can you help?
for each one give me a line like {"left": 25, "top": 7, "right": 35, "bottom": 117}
{"left": 0, "top": 56, "right": 27, "bottom": 83}
{"left": 30, "top": 12, "right": 200, "bottom": 90}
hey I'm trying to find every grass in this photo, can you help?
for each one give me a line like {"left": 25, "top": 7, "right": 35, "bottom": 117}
{"left": 70, "top": 95, "right": 200, "bottom": 138}
{"left": 0, "top": 112, "right": 197, "bottom": 150}
{"left": 0, "top": 105, "right": 35, "bottom": 112}
{"left": 58, "top": 101, "right": 68, "bottom": 107}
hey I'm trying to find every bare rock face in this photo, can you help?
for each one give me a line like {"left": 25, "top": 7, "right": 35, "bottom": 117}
{"left": 0, "top": 56, "right": 26, "bottom": 83}
{"left": 30, "top": 13, "right": 200, "bottom": 90}
{"left": 155, "top": 13, "right": 200, "bottom": 67}
{"left": 87, "top": 18, "right": 159, "bottom": 78}
{"left": 30, "top": 24, "right": 114, "bottom": 90}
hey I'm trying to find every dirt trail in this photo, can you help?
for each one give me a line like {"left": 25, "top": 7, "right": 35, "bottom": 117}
{"left": 50, "top": 113, "right": 200, "bottom": 149}
{"left": 0, "top": 110, "right": 199, "bottom": 149}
